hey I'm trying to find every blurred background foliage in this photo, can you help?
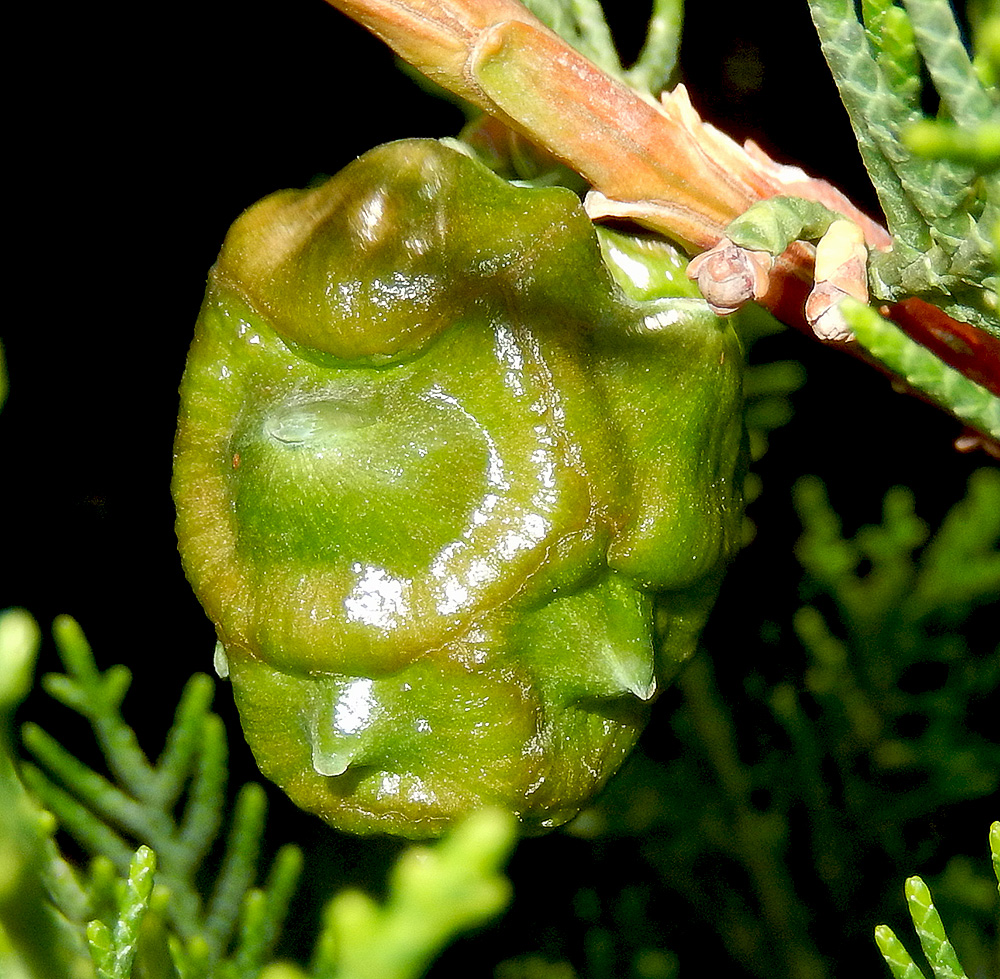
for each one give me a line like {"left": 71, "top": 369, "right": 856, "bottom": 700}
{"left": 2, "top": 0, "right": 997, "bottom": 977}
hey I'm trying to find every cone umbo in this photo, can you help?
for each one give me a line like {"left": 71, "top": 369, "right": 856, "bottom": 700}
{"left": 172, "top": 139, "right": 743, "bottom": 837}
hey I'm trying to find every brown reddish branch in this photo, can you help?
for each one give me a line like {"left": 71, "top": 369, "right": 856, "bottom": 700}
{"left": 324, "top": 0, "right": 998, "bottom": 445}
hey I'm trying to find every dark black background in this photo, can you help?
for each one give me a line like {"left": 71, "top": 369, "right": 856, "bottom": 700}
{"left": 4, "top": 1, "right": 990, "bottom": 974}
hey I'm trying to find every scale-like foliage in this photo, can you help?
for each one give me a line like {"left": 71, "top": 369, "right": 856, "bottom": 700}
{"left": 9, "top": 616, "right": 303, "bottom": 977}
{"left": 808, "top": 0, "right": 997, "bottom": 331}
{"left": 863, "top": 0, "right": 922, "bottom": 108}
{"left": 523, "top": 0, "right": 683, "bottom": 95}
{"left": 842, "top": 301, "right": 1000, "bottom": 438}
{"left": 874, "top": 823, "right": 999, "bottom": 979}
{"left": 0, "top": 615, "right": 515, "bottom": 979}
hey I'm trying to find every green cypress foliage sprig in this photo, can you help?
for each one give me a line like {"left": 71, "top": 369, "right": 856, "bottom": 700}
{"left": 791, "top": 469, "right": 1000, "bottom": 806}
{"left": 0, "top": 609, "right": 91, "bottom": 979}
{"left": 522, "top": 0, "right": 683, "bottom": 95}
{"left": 874, "top": 822, "right": 999, "bottom": 979}
{"left": 13, "top": 616, "right": 301, "bottom": 977}
{"left": 839, "top": 300, "right": 1000, "bottom": 439}
{"left": 808, "top": 0, "right": 953, "bottom": 251}
{"left": 307, "top": 809, "right": 516, "bottom": 979}
{"left": 862, "top": 0, "right": 922, "bottom": 108}
{"left": 1, "top": 612, "right": 517, "bottom": 979}
{"left": 807, "top": 0, "right": 998, "bottom": 334}
{"left": 85, "top": 846, "right": 156, "bottom": 979}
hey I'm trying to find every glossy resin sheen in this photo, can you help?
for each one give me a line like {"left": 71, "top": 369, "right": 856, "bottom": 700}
{"left": 172, "top": 139, "right": 743, "bottom": 836}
